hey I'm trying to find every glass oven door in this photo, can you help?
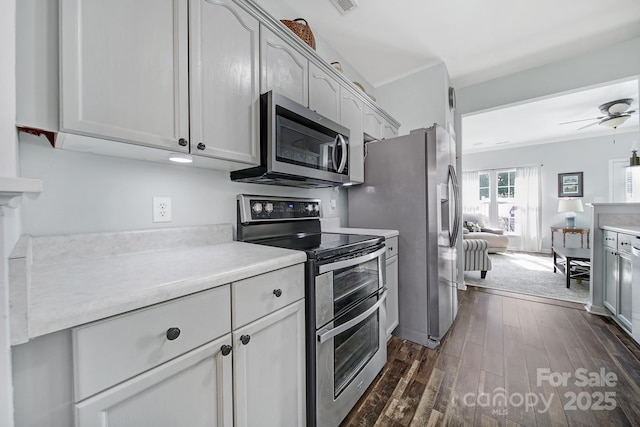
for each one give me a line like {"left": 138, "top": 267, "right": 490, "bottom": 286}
{"left": 315, "top": 288, "right": 387, "bottom": 426}
{"left": 315, "top": 246, "right": 386, "bottom": 329}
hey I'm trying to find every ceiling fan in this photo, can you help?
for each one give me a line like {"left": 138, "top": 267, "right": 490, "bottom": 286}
{"left": 559, "top": 98, "right": 637, "bottom": 130}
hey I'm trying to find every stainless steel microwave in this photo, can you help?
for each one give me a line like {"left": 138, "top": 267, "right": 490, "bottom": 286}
{"left": 230, "top": 91, "right": 351, "bottom": 188}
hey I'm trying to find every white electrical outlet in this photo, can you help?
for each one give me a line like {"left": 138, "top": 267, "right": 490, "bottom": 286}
{"left": 153, "top": 197, "right": 172, "bottom": 223}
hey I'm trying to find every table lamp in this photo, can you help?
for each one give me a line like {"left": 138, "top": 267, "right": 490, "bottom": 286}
{"left": 558, "top": 199, "right": 584, "bottom": 228}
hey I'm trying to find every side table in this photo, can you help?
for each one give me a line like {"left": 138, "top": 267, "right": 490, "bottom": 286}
{"left": 550, "top": 227, "right": 590, "bottom": 249}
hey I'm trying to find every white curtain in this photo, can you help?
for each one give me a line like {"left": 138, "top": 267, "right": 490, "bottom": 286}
{"left": 515, "top": 166, "right": 541, "bottom": 252}
{"left": 462, "top": 171, "right": 480, "bottom": 214}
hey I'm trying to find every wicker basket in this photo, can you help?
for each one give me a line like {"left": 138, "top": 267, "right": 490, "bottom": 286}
{"left": 280, "top": 18, "right": 316, "bottom": 50}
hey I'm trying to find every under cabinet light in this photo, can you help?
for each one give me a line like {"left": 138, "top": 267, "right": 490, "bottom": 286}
{"left": 168, "top": 153, "right": 193, "bottom": 164}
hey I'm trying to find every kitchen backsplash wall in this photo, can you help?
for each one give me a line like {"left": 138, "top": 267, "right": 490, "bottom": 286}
{"left": 19, "top": 136, "right": 347, "bottom": 236}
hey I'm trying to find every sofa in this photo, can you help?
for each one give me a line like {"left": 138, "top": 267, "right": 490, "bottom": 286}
{"left": 462, "top": 239, "right": 492, "bottom": 278}
{"left": 462, "top": 213, "right": 509, "bottom": 253}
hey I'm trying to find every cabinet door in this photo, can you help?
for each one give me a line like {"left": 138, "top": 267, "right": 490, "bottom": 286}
{"left": 308, "top": 63, "right": 340, "bottom": 123}
{"left": 60, "top": 0, "right": 189, "bottom": 152}
{"left": 386, "top": 255, "right": 399, "bottom": 338}
{"left": 340, "top": 88, "right": 364, "bottom": 184}
{"left": 189, "top": 0, "right": 259, "bottom": 165}
{"left": 619, "top": 252, "right": 633, "bottom": 330}
{"left": 363, "top": 105, "right": 383, "bottom": 140}
{"left": 260, "top": 25, "right": 308, "bottom": 106}
{"left": 383, "top": 120, "right": 399, "bottom": 139}
{"left": 76, "top": 335, "right": 233, "bottom": 427}
{"left": 603, "top": 249, "right": 618, "bottom": 314}
{"left": 233, "top": 300, "right": 305, "bottom": 427}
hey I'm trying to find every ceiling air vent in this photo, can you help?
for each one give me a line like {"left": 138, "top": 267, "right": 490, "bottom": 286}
{"left": 330, "top": 0, "right": 359, "bottom": 15}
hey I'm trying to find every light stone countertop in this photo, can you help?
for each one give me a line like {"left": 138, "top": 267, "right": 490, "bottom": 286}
{"left": 601, "top": 225, "right": 640, "bottom": 238}
{"left": 320, "top": 218, "right": 399, "bottom": 239}
{"left": 9, "top": 224, "right": 306, "bottom": 344}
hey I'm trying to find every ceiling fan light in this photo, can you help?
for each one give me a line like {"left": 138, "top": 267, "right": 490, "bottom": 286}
{"left": 609, "top": 102, "right": 631, "bottom": 114}
{"left": 600, "top": 115, "right": 630, "bottom": 128}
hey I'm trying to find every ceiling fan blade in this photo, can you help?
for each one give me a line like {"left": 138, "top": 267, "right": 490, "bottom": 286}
{"left": 558, "top": 117, "right": 603, "bottom": 125}
{"left": 577, "top": 121, "right": 600, "bottom": 130}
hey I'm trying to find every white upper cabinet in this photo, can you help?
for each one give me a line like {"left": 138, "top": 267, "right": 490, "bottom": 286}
{"left": 363, "top": 105, "right": 383, "bottom": 140}
{"left": 383, "top": 121, "right": 399, "bottom": 139}
{"left": 189, "top": 0, "right": 259, "bottom": 165}
{"left": 308, "top": 63, "right": 340, "bottom": 123}
{"left": 260, "top": 25, "right": 309, "bottom": 106}
{"left": 59, "top": 0, "right": 189, "bottom": 152}
{"left": 340, "top": 88, "right": 364, "bottom": 184}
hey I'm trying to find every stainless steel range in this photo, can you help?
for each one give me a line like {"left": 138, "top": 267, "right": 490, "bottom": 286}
{"left": 237, "top": 195, "right": 387, "bottom": 427}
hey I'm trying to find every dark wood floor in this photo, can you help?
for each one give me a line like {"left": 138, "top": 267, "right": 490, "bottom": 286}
{"left": 341, "top": 286, "right": 640, "bottom": 427}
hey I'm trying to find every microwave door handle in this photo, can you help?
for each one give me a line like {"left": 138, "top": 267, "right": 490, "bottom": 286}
{"left": 317, "top": 288, "right": 387, "bottom": 344}
{"left": 331, "top": 135, "right": 339, "bottom": 172}
{"left": 318, "top": 246, "right": 386, "bottom": 274}
{"left": 337, "top": 134, "right": 347, "bottom": 174}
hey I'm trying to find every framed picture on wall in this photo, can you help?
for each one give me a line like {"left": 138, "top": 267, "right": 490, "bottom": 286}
{"left": 558, "top": 172, "right": 583, "bottom": 197}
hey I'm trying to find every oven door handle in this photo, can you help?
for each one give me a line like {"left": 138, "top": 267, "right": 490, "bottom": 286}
{"left": 317, "top": 288, "right": 387, "bottom": 344}
{"left": 318, "top": 246, "right": 386, "bottom": 274}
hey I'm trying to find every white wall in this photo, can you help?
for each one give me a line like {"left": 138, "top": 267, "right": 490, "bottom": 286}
{"left": 375, "top": 62, "right": 449, "bottom": 135}
{"left": 1, "top": 0, "right": 18, "bottom": 424}
{"left": 19, "top": 136, "right": 348, "bottom": 236}
{"left": 463, "top": 132, "right": 638, "bottom": 252}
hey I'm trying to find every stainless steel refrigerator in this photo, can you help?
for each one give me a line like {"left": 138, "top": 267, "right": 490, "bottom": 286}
{"left": 348, "top": 124, "right": 460, "bottom": 348}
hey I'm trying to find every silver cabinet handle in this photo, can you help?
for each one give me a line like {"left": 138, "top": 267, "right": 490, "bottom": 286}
{"left": 632, "top": 245, "right": 640, "bottom": 256}
{"left": 336, "top": 134, "right": 347, "bottom": 174}
{"left": 318, "top": 246, "right": 386, "bottom": 274}
{"left": 317, "top": 289, "right": 387, "bottom": 344}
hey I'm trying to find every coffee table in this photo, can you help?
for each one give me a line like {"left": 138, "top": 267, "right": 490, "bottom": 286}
{"left": 552, "top": 246, "right": 591, "bottom": 288}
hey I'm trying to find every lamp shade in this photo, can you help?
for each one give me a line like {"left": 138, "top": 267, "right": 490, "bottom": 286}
{"left": 558, "top": 198, "right": 584, "bottom": 213}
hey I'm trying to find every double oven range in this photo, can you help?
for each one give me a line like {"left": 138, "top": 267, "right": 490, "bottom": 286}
{"left": 237, "top": 195, "right": 387, "bottom": 427}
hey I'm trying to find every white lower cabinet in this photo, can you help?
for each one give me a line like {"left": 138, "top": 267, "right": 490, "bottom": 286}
{"left": 233, "top": 299, "right": 306, "bottom": 427}
{"left": 75, "top": 334, "right": 233, "bottom": 427}
{"left": 71, "top": 264, "right": 306, "bottom": 427}
{"left": 385, "top": 236, "right": 399, "bottom": 338}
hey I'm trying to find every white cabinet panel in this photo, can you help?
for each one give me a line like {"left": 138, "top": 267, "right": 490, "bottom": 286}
{"left": 260, "top": 25, "right": 308, "bottom": 106}
{"left": 189, "top": 0, "right": 259, "bottom": 164}
{"left": 340, "top": 88, "right": 364, "bottom": 184}
{"left": 60, "top": 0, "right": 189, "bottom": 151}
{"left": 386, "top": 254, "right": 399, "bottom": 338}
{"left": 233, "top": 299, "right": 306, "bottom": 427}
{"left": 73, "top": 286, "right": 230, "bottom": 402}
{"left": 232, "top": 264, "right": 304, "bottom": 329}
{"left": 363, "top": 105, "right": 383, "bottom": 140}
{"left": 309, "top": 63, "right": 340, "bottom": 123}
{"left": 383, "top": 121, "right": 399, "bottom": 139}
{"left": 76, "top": 335, "right": 233, "bottom": 427}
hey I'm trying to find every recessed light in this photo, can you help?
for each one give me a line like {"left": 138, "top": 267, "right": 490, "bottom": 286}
{"left": 168, "top": 153, "right": 193, "bottom": 164}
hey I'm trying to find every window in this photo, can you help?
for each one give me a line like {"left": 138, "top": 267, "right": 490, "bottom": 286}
{"left": 475, "top": 169, "right": 517, "bottom": 234}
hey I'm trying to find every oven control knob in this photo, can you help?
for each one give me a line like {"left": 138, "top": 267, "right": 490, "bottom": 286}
{"left": 264, "top": 202, "right": 274, "bottom": 213}
{"left": 314, "top": 204, "right": 320, "bottom": 212}
{"left": 305, "top": 204, "right": 314, "bottom": 213}
{"left": 252, "top": 203, "right": 263, "bottom": 214}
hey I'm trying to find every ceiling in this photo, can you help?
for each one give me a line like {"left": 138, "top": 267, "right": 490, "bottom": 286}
{"left": 462, "top": 79, "right": 640, "bottom": 154}
{"left": 275, "top": 0, "right": 640, "bottom": 88}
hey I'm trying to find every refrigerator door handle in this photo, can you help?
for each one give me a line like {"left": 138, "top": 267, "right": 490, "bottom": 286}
{"left": 448, "top": 165, "right": 461, "bottom": 247}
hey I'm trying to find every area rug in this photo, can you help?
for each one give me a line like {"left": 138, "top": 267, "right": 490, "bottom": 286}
{"left": 463, "top": 251, "right": 589, "bottom": 304}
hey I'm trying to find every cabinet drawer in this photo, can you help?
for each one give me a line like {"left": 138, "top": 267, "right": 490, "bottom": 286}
{"left": 618, "top": 233, "right": 634, "bottom": 254}
{"left": 232, "top": 264, "right": 304, "bottom": 329}
{"left": 73, "top": 285, "right": 230, "bottom": 402}
{"left": 603, "top": 230, "right": 618, "bottom": 249}
{"left": 386, "top": 236, "right": 398, "bottom": 258}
